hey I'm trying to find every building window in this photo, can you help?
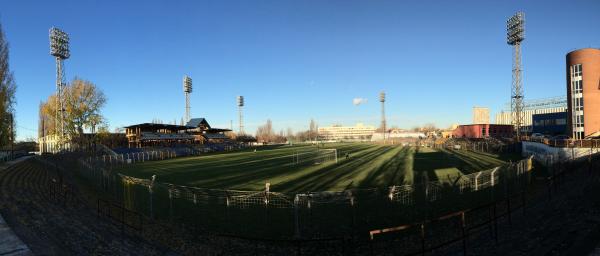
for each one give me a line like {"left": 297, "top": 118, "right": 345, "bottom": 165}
{"left": 574, "top": 64, "right": 582, "bottom": 76}
{"left": 570, "top": 63, "right": 584, "bottom": 139}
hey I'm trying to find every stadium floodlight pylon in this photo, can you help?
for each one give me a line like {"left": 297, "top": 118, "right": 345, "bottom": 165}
{"left": 507, "top": 12, "right": 525, "bottom": 141}
{"left": 379, "top": 91, "right": 386, "bottom": 142}
{"left": 49, "top": 27, "right": 70, "bottom": 151}
{"left": 183, "top": 76, "right": 192, "bottom": 123}
{"left": 237, "top": 96, "right": 244, "bottom": 135}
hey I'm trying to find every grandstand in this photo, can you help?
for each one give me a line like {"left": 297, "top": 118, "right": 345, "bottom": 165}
{"left": 124, "top": 117, "right": 232, "bottom": 149}
{"left": 125, "top": 123, "right": 194, "bottom": 148}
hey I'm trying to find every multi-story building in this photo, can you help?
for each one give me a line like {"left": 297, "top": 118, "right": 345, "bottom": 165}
{"left": 371, "top": 129, "right": 426, "bottom": 141}
{"left": 473, "top": 107, "right": 490, "bottom": 124}
{"left": 532, "top": 112, "right": 568, "bottom": 135}
{"left": 318, "top": 123, "right": 376, "bottom": 141}
{"left": 495, "top": 96, "right": 567, "bottom": 133}
{"left": 566, "top": 48, "right": 600, "bottom": 139}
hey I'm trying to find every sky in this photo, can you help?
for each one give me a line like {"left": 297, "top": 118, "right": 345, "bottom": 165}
{"left": 2, "top": 0, "right": 599, "bottom": 141}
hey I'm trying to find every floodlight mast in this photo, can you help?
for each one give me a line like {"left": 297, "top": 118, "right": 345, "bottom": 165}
{"left": 237, "top": 96, "right": 244, "bottom": 135}
{"left": 507, "top": 12, "right": 525, "bottom": 141}
{"left": 183, "top": 76, "right": 192, "bottom": 122}
{"left": 49, "top": 27, "right": 70, "bottom": 151}
{"left": 379, "top": 91, "right": 386, "bottom": 143}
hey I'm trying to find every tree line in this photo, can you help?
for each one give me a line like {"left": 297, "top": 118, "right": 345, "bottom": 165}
{"left": 254, "top": 118, "right": 319, "bottom": 144}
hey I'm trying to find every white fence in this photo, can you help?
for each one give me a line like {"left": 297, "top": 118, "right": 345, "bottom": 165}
{"left": 522, "top": 141, "right": 600, "bottom": 165}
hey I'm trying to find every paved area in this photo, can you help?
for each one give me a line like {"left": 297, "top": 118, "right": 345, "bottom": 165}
{"left": 0, "top": 157, "right": 33, "bottom": 256}
{"left": 0, "top": 213, "right": 31, "bottom": 256}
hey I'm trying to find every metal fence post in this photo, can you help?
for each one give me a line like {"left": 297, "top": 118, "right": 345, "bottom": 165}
{"left": 149, "top": 178, "right": 154, "bottom": 219}
{"left": 420, "top": 223, "right": 426, "bottom": 256}
{"left": 294, "top": 195, "right": 300, "bottom": 239}
{"left": 507, "top": 196, "right": 512, "bottom": 225}
{"left": 168, "top": 188, "right": 173, "bottom": 222}
{"left": 522, "top": 191, "right": 526, "bottom": 216}
{"left": 493, "top": 203, "right": 498, "bottom": 243}
{"left": 461, "top": 212, "right": 467, "bottom": 256}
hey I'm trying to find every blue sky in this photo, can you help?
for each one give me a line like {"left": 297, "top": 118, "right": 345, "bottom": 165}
{"left": 2, "top": 0, "right": 599, "bottom": 140}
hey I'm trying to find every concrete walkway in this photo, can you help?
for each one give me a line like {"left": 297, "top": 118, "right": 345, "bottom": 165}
{"left": 0, "top": 214, "right": 31, "bottom": 256}
{"left": 0, "top": 156, "right": 33, "bottom": 256}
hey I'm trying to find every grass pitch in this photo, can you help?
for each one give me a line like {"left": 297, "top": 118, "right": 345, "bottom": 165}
{"left": 117, "top": 143, "right": 519, "bottom": 192}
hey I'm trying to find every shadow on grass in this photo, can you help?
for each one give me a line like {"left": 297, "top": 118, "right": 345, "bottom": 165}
{"left": 274, "top": 146, "right": 394, "bottom": 192}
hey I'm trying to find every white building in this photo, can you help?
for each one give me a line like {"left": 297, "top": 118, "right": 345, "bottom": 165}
{"left": 473, "top": 107, "right": 490, "bottom": 124}
{"left": 371, "top": 129, "right": 426, "bottom": 141}
{"left": 318, "top": 123, "right": 376, "bottom": 141}
{"left": 495, "top": 107, "right": 567, "bottom": 127}
{"left": 38, "top": 134, "right": 71, "bottom": 154}
{"left": 495, "top": 96, "right": 567, "bottom": 132}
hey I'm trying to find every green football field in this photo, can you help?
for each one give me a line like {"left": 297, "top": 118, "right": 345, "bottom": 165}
{"left": 116, "top": 143, "right": 519, "bottom": 192}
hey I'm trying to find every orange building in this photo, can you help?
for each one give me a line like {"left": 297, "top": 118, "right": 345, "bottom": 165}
{"left": 452, "top": 124, "right": 513, "bottom": 139}
{"left": 566, "top": 48, "right": 600, "bottom": 139}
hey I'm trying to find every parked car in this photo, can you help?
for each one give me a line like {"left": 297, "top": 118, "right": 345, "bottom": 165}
{"left": 530, "top": 133, "right": 544, "bottom": 141}
{"left": 549, "top": 135, "right": 570, "bottom": 147}
{"left": 551, "top": 135, "right": 570, "bottom": 141}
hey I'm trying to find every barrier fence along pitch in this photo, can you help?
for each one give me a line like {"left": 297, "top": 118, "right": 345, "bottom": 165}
{"left": 66, "top": 149, "right": 600, "bottom": 254}
{"left": 76, "top": 153, "right": 534, "bottom": 239}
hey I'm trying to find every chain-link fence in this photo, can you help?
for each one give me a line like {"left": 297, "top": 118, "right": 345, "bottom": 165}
{"left": 75, "top": 153, "right": 533, "bottom": 239}
{"left": 84, "top": 149, "right": 187, "bottom": 168}
{"left": 89, "top": 147, "right": 338, "bottom": 170}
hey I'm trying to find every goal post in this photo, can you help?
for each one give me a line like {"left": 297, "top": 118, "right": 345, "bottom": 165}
{"left": 291, "top": 149, "right": 337, "bottom": 166}
{"left": 321, "top": 148, "right": 337, "bottom": 163}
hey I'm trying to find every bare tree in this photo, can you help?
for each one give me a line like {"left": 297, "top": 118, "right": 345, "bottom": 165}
{"left": 422, "top": 123, "right": 437, "bottom": 133}
{"left": 0, "top": 22, "right": 16, "bottom": 148}
{"left": 256, "top": 119, "right": 274, "bottom": 143}
{"left": 286, "top": 127, "right": 294, "bottom": 142}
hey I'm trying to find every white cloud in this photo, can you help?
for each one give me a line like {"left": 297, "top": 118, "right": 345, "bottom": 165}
{"left": 353, "top": 98, "right": 368, "bottom": 106}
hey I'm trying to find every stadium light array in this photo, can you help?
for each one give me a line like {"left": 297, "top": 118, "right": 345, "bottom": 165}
{"left": 379, "top": 91, "right": 386, "bottom": 142}
{"left": 506, "top": 12, "right": 525, "bottom": 45}
{"left": 183, "top": 76, "right": 192, "bottom": 93}
{"left": 49, "top": 27, "right": 70, "bottom": 151}
{"left": 237, "top": 96, "right": 244, "bottom": 135}
{"left": 507, "top": 12, "right": 526, "bottom": 141}
{"left": 49, "top": 27, "right": 70, "bottom": 59}
{"left": 183, "top": 75, "right": 192, "bottom": 122}
{"left": 237, "top": 95, "right": 244, "bottom": 107}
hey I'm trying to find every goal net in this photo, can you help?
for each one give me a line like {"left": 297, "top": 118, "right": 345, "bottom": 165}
{"left": 291, "top": 149, "right": 337, "bottom": 166}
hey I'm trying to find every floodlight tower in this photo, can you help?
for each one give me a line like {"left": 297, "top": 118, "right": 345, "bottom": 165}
{"left": 49, "top": 27, "right": 70, "bottom": 150}
{"left": 507, "top": 12, "right": 525, "bottom": 141}
{"left": 237, "top": 96, "right": 244, "bottom": 135}
{"left": 379, "top": 91, "right": 386, "bottom": 142}
{"left": 183, "top": 76, "right": 192, "bottom": 122}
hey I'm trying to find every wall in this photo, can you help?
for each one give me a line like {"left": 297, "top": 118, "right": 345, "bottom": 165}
{"left": 521, "top": 141, "right": 599, "bottom": 165}
{"left": 532, "top": 112, "right": 568, "bottom": 135}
